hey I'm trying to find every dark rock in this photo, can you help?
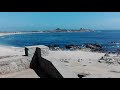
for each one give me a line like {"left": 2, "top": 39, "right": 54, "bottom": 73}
{"left": 111, "top": 42, "right": 116, "bottom": 44}
{"left": 85, "top": 43, "right": 103, "bottom": 52}
{"left": 110, "top": 70, "right": 120, "bottom": 73}
{"left": 98, "top": 61, "right": 101, "bottom": 63}
{"left": 47, "top": 45, "right": 59, "bottom": 48}
{"left": 85, "top": 43, "right": 102, "bottom": 49}
{"left": 104, "top": 52, "right": 110, "bottom": 56}
{"left": 77, "top": 73, "right": 90, "bottom": 78}
{"left": 65, "top": 44, "right": 74, "bottom": 49}
{"left": 65, "top": 44, "right": 81, "bottom": 50}
{"left": 77, "top": 74, "right": 85, "bottom": 78}
{"left": 111, "top": 42, "right": 118, "bottom": 44}
{"left": 47, "top": 45, "right": 61, "bottom": 51}
{"left": 99, "top": 57, "right": 104, "bottom": 60}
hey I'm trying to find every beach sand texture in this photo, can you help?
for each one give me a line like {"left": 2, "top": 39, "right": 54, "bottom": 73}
{"left": 0, "top": 44, "right": 120, "bottom": 78}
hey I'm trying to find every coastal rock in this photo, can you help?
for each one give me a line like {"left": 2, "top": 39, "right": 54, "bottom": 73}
{"left": 98, "top": 55, "right": 118, "bottom": 64}
{"left": 48, "top": 45, "right": 61, "bottom": 51}
{"left": 77, "top": 73, "right": 90, "bottom": 78}
{"left": 65, "top": 44, "right": 81, "bottom": 50}
{"left": 85, "top": 43, "right": 102, "bottom": 49}
{"left": 111, "top": 42, "right": 120, "bottom": 44}
{"left": 85, "top": 43, "right": 103, "bottom": 52}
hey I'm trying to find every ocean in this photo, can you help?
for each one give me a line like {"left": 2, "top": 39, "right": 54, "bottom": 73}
{"left": 0, "top": 30, "right": 120, "bottom": 53}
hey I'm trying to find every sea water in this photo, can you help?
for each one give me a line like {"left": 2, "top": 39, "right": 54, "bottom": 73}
{"left": 0, "top": 30, "right": 120, "bottom": 53}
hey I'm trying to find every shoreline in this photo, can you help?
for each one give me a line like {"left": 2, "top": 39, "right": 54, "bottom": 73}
{"left": 0, "top": 32, "right": 45, "bottom": 37}
{"left": 0, "top": 31, "right": 94, "bottom": 37}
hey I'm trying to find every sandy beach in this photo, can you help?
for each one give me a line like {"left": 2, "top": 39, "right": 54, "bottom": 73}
{"left": 0, "top": 32, "right": 22, "bottom": 36}
{"left": 0, "top": 32, "right": 44, "bottom": 37}
{"left": 43, "top": 50, "right": 120, "bottom": 78}
{"left": 0, "top": 33, "right": 120, "bottom": 78}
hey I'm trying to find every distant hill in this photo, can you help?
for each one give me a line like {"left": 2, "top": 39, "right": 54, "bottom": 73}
{"left": 0, "top": 28, "right": 95, "bottom": 33}
{"left": 44, "top": 28, "right": 95, "bottom": 33}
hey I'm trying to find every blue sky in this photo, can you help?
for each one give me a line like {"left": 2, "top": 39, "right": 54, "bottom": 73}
{"left": 0, "top": 12, "right": 120, "bottom": 31}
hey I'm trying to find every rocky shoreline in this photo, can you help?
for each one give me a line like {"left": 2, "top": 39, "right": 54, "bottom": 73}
{"left": 46, "top": 43, "right": 109, "bottom": 53}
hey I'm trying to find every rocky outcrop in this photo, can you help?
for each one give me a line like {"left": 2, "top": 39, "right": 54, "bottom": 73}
{"left": 98, "top": 55, "right": 120, "bottom": 64}
{"left": 47, "top": 45, "right": 61, "bottom": 51}
{"left": 98, "top": 56, "right": 116, "bottom": 64}
{"left": 65, "top": 44, "right": 81, "bottom": 50}
{"left": 85, "top": 43, "right": 103, "bottom": 52}
{"left": 111, "top": 42, "right": 120, "bottom": 44}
